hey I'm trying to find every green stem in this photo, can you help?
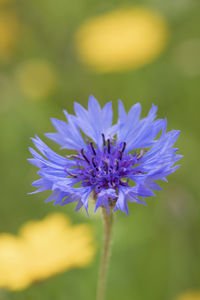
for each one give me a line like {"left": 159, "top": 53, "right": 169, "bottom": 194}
{"left": 96, "top": 207, "right": 113, "bottom": 300}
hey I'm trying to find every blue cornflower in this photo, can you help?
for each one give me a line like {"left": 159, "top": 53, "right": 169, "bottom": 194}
{"left": 28, "top": 95, "right": 182, "bottom": 215}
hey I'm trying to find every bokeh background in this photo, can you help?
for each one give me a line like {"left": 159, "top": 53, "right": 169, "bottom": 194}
{"left": 0, "top": 0, "right": 200, "bottom": 299}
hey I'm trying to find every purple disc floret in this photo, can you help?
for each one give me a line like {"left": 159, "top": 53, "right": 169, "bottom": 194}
{"left": 28, "top": 95, "right": 182, "bottom": 215}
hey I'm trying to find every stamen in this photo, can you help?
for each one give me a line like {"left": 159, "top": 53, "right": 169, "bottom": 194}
{"left": 81, "top": 149, "right": 90, "bottom": 164}
{"left": 90, "top": 142, "right": 96, "bottom": 155}
{"left": 121, "top": 142, "right": 126, "bottom": 153}
{"left": 119, "top": 151, "right": 122, "bottom": 160}
{"left": 102, "top": 133, "right": 106, "bottom": 146}
{"left": 104, "top": 161, "right": 109, "bottom": 174}
{"left": 65, "top": 168, "right": 77, "bottom": 178}
{"left": 92, "top": 157, "right": 99, "bottom": 171}
{"left": 118, "top": 142, "right": 126, "bottom": 160}
{"left": 111, "top": 181, "right": 116, "bottom": 187}
{"left": 66, "top": 154, "right": 84, "bottom": 161}
{"left": 107, "top": 139, "right": 111, "bottom": 154}
{"left": 92, "top": 157, "right": 96, "bottom": 167}
{"left": 90, "top": 170, "right": 95, "bottom": 177}
{"left": 72, "top": 137, "right": 136, "bottom": 193}
{"left": 137, "top": 149, "right": 144, "bottom": 160}
{"left": 134, "top": 171, "right": 144, "bottom": 175}
{"left": 115, "top": 159, "right": 119, "bottom": 170}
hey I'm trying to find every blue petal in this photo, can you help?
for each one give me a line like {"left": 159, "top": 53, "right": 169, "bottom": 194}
{"left": 94, "top": 188, "right": 116, "bottom": 213}
{"left": 102, "top": 102, "right": 113, "bottom": 132}
{"left": 45, "top": 191, "right": 60, "bottom": 203}
{"left": 31, "top": 136, "right": 74, "bottom": 167}
{"left": 118, "top": 100, "right": 127, "bottom": 123}
{"left": 60, "top": 193, "right": 81, "bottom": 206}
{"left": 72, "top": 187, "right": 92, "bottom": 213}
{"left": 74, "top": 95, "right": 114, "bottom": 146}
{"left": 46, "top": 116, "right": 85, "bottom": 150}
{"left": 114, "top": 188, "right": 129, "bottom": 215}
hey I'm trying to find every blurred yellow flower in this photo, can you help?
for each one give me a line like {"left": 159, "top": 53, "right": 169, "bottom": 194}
{"left": 176, "top": 291, "right": 200, "bottom": 300}
{"left": 75, "top": 7, "right": 169, "bottom": 73}
{"left": 0, "top": 11, "right": 20, "bottom": 60}
{"left": 15, "top": 60, "right": 58, "bottom": 100}
{"left": 0, "top": 235, "right": 30, "bottom": 291}
{"left": 0, "top": 0, "right": 13, "bottom": 5}
{"left": 0, "top": 213, "right": 95, "bottom": 291}
{"left": 20, "top": 213, "right": 95, "bottom": 281}
{"left": 0, "top": 0, "right": 13, "bottom": 4}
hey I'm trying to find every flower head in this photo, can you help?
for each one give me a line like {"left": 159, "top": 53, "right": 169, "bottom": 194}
{"left": 29, "top": 96, "right": 182, "bottom": 215}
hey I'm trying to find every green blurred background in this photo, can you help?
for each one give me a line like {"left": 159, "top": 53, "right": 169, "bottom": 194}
{"left": 0, "top": 0, "right": 200, "bottom": 299}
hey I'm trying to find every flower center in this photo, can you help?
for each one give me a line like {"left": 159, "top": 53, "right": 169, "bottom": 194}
{"left": 66, "top": 134, "right": 144, "bottom": 194}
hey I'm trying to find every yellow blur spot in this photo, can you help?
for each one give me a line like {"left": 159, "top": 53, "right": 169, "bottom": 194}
{"left": 0, "top": 235, "right": 31, "bottom": 290}
{"left": 0, "top": 0, "right": 13, "bottom": 4}
{"left": 75, "top": 7, "right": 169, "bottom": 73}
{"left": 176, "top": 291, "right": 200, "bottom": 300}
{"left": 15, "top": 60, "right": 58, "bottom": 100}
{"left": 0, "top": 213, "right": 95, "bottom": 291}
{"left": 0, "top": 11, "right": 20, "bottom": 60}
